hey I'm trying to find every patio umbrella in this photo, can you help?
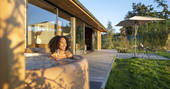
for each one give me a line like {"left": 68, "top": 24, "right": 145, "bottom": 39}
{"left": 116, "top": 16, "right": 165, "bottom": 57}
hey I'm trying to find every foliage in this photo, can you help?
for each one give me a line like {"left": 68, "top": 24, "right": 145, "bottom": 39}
{"left": 155, "top": 51, "right": 170, "bottom": 59}
{"left": 76, "top": 24, "right": 84, "bottom": 50}
{"left": 102, "top": 21, "right": 115, "bottom": 49}
{"left": 124, "top": 0, "right": 170, "bottom": 49}
{"left": 116, "top": 48, "right": 128, "bottom": 53}
{"left": 111, "top": 33, "right": 121, "bottom": 48}
{"left": 105, "top": 58, "right": 170, "bottom": 89}
{"left": 125, "top": 3, "right": 155, "bottom": 19}
{"left": 119, "top": 28, "right": 130, "bottom": 50}
{"left": 125, "top": 0, "right": 170, "bottom": 19}
{"left": 154, "top": 0, "right": 170, "bottom": 19}
{"left": 102, "top": 21, "right": 130, "bottom": 50}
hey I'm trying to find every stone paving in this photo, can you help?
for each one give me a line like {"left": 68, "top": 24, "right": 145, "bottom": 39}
{"left": 82, "top": 50, "right": 117, "bottom": 89}
{"left": 116, "top": 53, "right": 170, "bottom": 60}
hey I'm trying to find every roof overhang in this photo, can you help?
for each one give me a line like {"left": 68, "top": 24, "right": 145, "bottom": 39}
{"left": 28, "top": 0, "right": 107, "bottom": 32}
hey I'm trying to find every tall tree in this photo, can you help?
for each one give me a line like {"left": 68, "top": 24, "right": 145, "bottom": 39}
{"left": 154, "top": 0, "right": 170, "bottom": 19}
{"left": 125, "top": 3, "right": 155, "bottom": 19}
{"left": 102, "top": 21, "right": 115, "bottom": 49}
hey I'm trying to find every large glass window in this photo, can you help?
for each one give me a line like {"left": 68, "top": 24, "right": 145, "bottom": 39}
{"left": 58, "top": 9, "right": 72, "bottom": 51}
{"left": 76, "top": 19, "right": 85, "bottom": 54}
{"left": 94, "top": 31, "right": 98, "bottom": 49}
{"left": 27, "top": 2, "right": 72, "bottom": 53}
{"left": 27, "top": 3, "right": 57, "bottom": 50}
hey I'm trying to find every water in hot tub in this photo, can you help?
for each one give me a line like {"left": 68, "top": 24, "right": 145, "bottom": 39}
{"left": 25, "top": 53, "right": 76, "bottom": 70}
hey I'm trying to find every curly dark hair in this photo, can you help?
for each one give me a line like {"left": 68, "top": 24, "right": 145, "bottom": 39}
{"left": 48, "top": 36, "right": 70, "bottom": 53}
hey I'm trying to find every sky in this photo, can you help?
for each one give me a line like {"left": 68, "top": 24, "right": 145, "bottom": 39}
{"left": 78, "top": 0, "right": 170, "bottom": 33}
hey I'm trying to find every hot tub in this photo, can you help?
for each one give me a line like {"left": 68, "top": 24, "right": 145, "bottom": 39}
{"left": 25, "top": 53, "right": 89, "bottom": 89}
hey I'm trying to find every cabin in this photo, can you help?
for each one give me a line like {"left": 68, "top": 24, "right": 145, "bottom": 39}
{"left": 0, "top": 0, "right": 107, "bottom": 89}
{"left": 26, "top": 0, "right": 107, "bottom": 55}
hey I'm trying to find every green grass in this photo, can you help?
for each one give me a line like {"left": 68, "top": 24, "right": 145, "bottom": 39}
{"left": 105, "top": 58, "right": 170, "bottom": 89}
{"left": 127, "top": 49, "right": 146, "bottom": 53}
{"left": 155, "top": 51, "right": 170, "bottom": 59}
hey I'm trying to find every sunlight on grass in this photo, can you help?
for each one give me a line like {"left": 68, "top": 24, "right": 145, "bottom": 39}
{"left": 155, "top": 51, "right": 170, "bottom": 59}
{"left": 105, "top": 58, "right": 170, "bottom": 89}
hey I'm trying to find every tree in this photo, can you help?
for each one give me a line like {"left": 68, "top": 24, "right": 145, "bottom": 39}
{"left": 124, "top": 0, "right": 169, "bottom": 49}
{"left": 102, "top": 21, "right": 115, "bottom": 49}
{"left": 120, "top": 27, "right": 130, "bottom": 50}
{"left": 125, "top": 3, "right": 155, "bottom": 19}
{"left": 154, "top": 0, "right": 170, "bottom": 19}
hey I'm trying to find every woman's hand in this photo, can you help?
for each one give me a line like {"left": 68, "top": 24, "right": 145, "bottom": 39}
{"left": 49, "top": 52, "right": 57, "bottom": 59}
{"left": 65, "top": 51, "right": 73, "bottom": 58}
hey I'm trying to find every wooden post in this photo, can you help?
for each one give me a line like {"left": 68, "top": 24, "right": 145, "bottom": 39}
{"left": 71, "top": 17, "right": 76, "bottom": 55}
{"left": 55, "top": 8, "right": 59, "bottom": 35}
{"left": 83, "top": 23, "right": 86, "bottom": 54}
{"left": 57, "top": 9, "right": 62, "bottom": 36}
{"left": 97, "top": 31, "right": 101, "bottom": 51}
{"left": 25, "top": 3, "right": 28, "bottom": 48}
{"left": 92, "top": 30, "right": 95, "bottom": 51}
{"left": 0, "top": 0, "right": 26, "bottom": 88}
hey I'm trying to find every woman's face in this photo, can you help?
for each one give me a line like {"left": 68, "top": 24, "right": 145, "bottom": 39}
{"left": 59, "top": 37, "right": 67, "bottom": 51}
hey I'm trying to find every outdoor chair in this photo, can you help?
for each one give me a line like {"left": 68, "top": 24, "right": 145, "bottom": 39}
{"left": 137, "top": 44, "right": 152, "bottom": 59}
{"left": 139, "top": 46, "right": 157, "bottom": 59}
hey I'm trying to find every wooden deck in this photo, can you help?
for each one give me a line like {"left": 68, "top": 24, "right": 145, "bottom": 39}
{"left": 82, "top": 49, "right": 117, "bottom": 89}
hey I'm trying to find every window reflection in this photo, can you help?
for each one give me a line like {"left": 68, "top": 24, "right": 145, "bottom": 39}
{"left": 76, "top": 19, "right": 85, "bottom": 54}
{"left": 94, "top": 31, "right": 97, "bottom": 49}
{"left": 58, "top": 9, "right": 72, "bottom": 51}
{"left": 27, "top": 3, "right": 57, "bottom": 52}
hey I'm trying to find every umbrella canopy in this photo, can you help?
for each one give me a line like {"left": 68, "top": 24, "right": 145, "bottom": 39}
{"left": 116, "top": 16, "right": 165, "bottom": 27}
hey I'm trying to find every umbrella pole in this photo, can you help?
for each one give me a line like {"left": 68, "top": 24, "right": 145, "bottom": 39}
{"left": 134, "top": 25, "right": 138, "bottom": 57}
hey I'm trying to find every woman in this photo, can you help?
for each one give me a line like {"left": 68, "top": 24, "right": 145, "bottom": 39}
{"left": 48, "top": 36, "right": 72, "bottom": 60}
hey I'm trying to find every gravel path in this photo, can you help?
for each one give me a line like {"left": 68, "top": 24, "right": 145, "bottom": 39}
{"left": 116, "top": 53, "right": 170, "bottom": 60}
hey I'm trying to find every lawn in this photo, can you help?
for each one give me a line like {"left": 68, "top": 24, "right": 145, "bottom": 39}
{"left": 155, "top": 51, "right": 170, "bottom": 59}
{"left": 105, "top": 58, "right": 170, "bottom": 89}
